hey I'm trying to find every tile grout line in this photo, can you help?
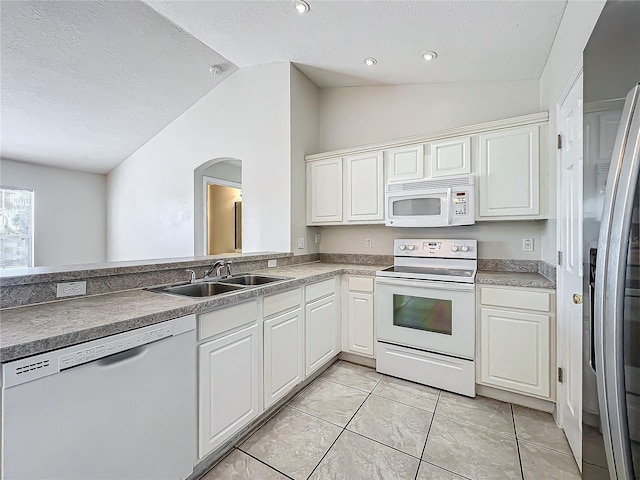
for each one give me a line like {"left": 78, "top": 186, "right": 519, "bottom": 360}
{"left": 414, "top": 389, "right": 441, "bottom": 480}
{"left": 236, "top": 448, "right": 296, "bottom": 480}
{"left": 304, "top": 372, "right": 379, "bottom": 479}
{"left": 512, "top": 404, "right": 526, "bottom": 480}
{"left": 518, "top": 438, "right": 578, "bottom": 457}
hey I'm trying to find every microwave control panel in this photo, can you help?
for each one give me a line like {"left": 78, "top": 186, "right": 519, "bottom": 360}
{"left": 453, "top": 191, "right": 469, "bottom": 216}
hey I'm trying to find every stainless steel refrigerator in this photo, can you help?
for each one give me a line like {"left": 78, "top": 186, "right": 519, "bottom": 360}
{"left": 584, "top": 2, "right": 640, "bottom": 479}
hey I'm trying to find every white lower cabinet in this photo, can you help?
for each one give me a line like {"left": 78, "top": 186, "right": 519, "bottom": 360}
{"left": 263, "top": 307, "right": 303, "bottom": 409}
{"left": 198, "top": 301, "right": 262, "bottom": 459}
{"left": 305, "top": 278, "right": 340, "bottom": 376}
{"left": 344, "top": 276, "right": 375, "bottom": 357}
{"left": 478, "top": 286, "right": 554, "bottom": 399}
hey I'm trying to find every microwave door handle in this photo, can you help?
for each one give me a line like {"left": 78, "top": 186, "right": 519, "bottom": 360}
{"left": 446, "top": 188, "right": 453, "bottom": 225}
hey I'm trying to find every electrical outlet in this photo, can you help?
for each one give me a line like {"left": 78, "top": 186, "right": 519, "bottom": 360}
{"left": 56, "top": 281, "right": 87, "bottom": 298}
{"left": 267, "top": 259, "right": 277, "bottom": 268}
{"left": 297, "top": 237, "right": 305, "bottom": 249}
{"left": 522, "top": 238, "right": 534, "bottom": 252}
{"left": 365, "top": 238, "right": 373, "bottom": 248}
{"left": 315, "top": 233, "right": 321, "bottom": 244}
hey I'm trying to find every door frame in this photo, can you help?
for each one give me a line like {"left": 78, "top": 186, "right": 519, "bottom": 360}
{"left": 555, "top": 59, "right": 583, "bottom": 464}
{"left": 202, "top": 176, "right": 241, "bottom": 256}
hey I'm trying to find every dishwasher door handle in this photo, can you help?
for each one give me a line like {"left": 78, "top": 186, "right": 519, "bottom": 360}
{"left": 95, "top": 344, "right": 149, "bottom": 368}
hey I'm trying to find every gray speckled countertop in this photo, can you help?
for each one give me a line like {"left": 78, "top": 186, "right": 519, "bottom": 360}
{"left": 1, "top": 262, "right": 554, "bottom": 363}
{"left": 476, "top": 271, "right": 555, "bottom": 289}
{"left": 0, "top": 263, "right": 383, "bottom": 363}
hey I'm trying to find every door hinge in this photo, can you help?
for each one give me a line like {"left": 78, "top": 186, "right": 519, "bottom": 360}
{"left": 558, "top": 367, "right": 564, "bottom": 383}
{"left": 557, "top": 134, "right": 563, "bottom": 150}
{"left": 557, "top": 250, "right": 562, "bottom": 266}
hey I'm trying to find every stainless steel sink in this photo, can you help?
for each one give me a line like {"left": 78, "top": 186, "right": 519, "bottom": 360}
{"left": 220, "top": 274, "right": 287, "bottom": 286}
{"left": 161, "top": 282, "right": 244, "bottom": 298}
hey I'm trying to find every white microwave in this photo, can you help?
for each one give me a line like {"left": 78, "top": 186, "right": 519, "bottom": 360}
{"left": 385, "top": 175, "right": 475, "bottom": 227}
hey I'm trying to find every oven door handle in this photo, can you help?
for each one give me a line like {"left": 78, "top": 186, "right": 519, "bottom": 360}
{"left": 375, "top": 277, "right": 475, "bottom": 292}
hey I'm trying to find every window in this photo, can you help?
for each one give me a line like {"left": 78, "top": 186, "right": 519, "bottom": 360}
{"left": 0, "top": 187, "right": 34, "bottom": 269}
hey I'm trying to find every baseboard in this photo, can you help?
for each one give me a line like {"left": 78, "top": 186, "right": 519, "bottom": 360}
{"left": 476, "top": 384, "right": 555, "bottom": 413}
{"left": 338, "top": 351, "right": 376, "bottom": 368}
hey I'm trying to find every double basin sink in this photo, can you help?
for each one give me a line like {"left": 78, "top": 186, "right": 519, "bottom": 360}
{"left": 150, "top": 274, "right": 290, "bottom": 298}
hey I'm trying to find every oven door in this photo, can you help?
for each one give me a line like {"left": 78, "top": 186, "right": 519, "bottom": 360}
{"left": 375, "top": 277, "right": 475, "bottom": 359}
{"left": 385, "top": 189, "right": 451, "bottom": 227}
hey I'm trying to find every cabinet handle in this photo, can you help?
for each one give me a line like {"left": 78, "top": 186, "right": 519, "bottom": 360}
{"left": 572, "top": 293, "right": 583, "bottom": 304}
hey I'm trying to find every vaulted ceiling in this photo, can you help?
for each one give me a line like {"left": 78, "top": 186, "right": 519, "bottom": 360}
{"left": 0, "top": 0, "right": 567, "bottom": 174}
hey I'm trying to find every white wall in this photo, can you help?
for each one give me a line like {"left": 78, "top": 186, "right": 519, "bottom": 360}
{"left": 538, "top": 0, "right": 606, "bottom": 264}
{"left": 319, "top": 223, "right": 543, "bottom": 260}
{"left": 0, "top": 158, "right": 107, "bottom": 266}
{"left": 107, "top": 63, "right": 292, "bottom": 261}
{"left": 316, "top": 80, "right": 544, "bottom": 259}
{"left": 318, "top": 80, "right": 540, "bottom": 152}
{"left": 290, "top": 64, "right": 320, "bottom": 256}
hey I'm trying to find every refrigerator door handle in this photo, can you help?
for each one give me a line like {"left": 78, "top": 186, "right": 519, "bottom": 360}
{"left": 594, "top": 84, "right": 640, "bottom": 480}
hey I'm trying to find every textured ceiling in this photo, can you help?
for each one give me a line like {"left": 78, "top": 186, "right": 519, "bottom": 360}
{"left": 1, "top": 0, "right": 568, "bottom": 174}
{"left": 145, "top": 0, "right": 567, "bottom": 87}
{"left": 0, "top": 1, "right": 236, "bottom": 174}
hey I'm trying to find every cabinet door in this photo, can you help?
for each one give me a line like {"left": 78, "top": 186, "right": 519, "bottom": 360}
{"left": 305, "top": 294, "right": 339, "bottom": 376}
{"left": 428, "top": 136, "right": 471, "bottom": 177}
{"left": 478, "top": 125, "right": 540, "bottom": 218}
{"left": 264, "top": 308, "right": 303, "bottom": 408}
{"left": 199, "top": 323, "right": 262, "bottom": 458}
{"left": 307, "top": 158, "right": 343, "bottom": 224}
{"left": 347, "top": 291, "right": 375, "bottom": 356}
{"left": 479, "top": 307, "right": 550, "bottom": 397}
{"left": 385, "top": 144, "right": 425, "bottom": 183}
{"left": 344, "top": 151, "right": 384, "bottom": 222}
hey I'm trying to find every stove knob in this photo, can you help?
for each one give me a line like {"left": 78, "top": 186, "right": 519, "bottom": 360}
{"left": 461, "top": 245, "right": 470, "bottom": 252}
{"left": 451, "top": 245, "right": 459, "bottom": 252}
{"left": 399, "top": 245, "right": 406, "bottom": 250}
{"left": 407, "top": 245, "right": 415, "bottom": 251}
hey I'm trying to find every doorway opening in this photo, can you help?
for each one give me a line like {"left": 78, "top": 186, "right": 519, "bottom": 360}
{"left": 204, "top": 178, "right": 242, "bottom": 254}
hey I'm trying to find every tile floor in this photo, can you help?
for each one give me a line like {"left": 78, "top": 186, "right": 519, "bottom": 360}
{"left": 203, "top": 361, "right": 580, "bottom": 480}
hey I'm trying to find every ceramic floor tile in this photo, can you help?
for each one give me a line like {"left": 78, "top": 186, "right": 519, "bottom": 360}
{"left": 309, "top": 430, "right": 420, "bottom": 480}
{"left": 583, "top": 424, "right": 608, "bottom": 468}
{"left": 372, "top": 375, "right": 440, "bottom": 412}
{"left": 583, "top": 462, "right": 611, "bottom": 480}
{"left": 346, "top": 394, "right": 433, "bottom": 457}
{"left": 435, "top": 391, "right": 515, "bottom": 437}
{"left": 519, "top": 440, "right": 580, "bottom": 480}
{"left": 416, "top": 462, "right": 469, "bottom": 480}
{"left": 239, "top": 406, "right": 341, "bottom": 480}
{"left": 512, "top": 405, "right": 571, "bottom": 454}
{"left": 202, "top": 449, "right": 288, "bottom": 480}
{"left": 288, "top": 378, "right": 368, "bottom": 427}
{"left": 320, "top": 360, "right": 382, "bottom": 392}
{"left": 423, "top": 415, "right": 521, "bottom": 480}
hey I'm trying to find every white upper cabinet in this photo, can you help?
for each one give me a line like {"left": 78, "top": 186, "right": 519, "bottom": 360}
{"left": 428, "top": 136, "right": 472, "bottom": 178}
{"left": 307, "top": 158, "right": 343, "bottom": 224}
{"left": 385, "top": 144, "right": 425, "bottom": 183}
{"left": 344, "top": 152, "right": 384, "bottom": 223}
{"left": 478, "top": 125, "right": 541, "bottom": 219}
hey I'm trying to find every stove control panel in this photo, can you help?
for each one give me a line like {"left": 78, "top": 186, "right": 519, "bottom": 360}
{"left": 394, "top": 239, "right": 477, "bottom": 259}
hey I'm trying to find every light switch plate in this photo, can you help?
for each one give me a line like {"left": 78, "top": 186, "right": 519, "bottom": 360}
{"left": 297, "top": 237, "right": 305, "bottom": 249}
{"left": 56, "top": 281, "right": 87, "bottom": 298}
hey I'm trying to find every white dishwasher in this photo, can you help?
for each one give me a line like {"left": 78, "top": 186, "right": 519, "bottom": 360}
{"left": 1, "top": 314, "right": 197, "bottom": 480}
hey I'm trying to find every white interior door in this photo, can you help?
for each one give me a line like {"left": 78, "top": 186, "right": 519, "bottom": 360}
{"left": 557, "top": 70, "right": 583, "bottom": 467}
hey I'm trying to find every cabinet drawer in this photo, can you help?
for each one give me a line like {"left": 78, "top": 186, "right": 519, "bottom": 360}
{"left": 480, "top": 287, "right": 550, "bottom": 312}
{"left": 199, "top": 300, "right": 259, "bottom": 341}
{"left": 263, "top": 288, "right": 303, "bottom": 318}
{"left": 305, "top": 277, "right": 336, "bottom": 303}
{"left": 348, "top": 276, "right": 374, "bottom": 293}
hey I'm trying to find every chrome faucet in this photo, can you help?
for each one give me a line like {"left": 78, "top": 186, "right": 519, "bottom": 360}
{"left": 204, "top": 260, "right": 225, "bottom": 279}
{"left": 185, "top": 269, "right": 197, "bottom": 283}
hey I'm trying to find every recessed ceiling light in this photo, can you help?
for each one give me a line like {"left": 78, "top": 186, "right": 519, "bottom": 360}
{"left": 293, "top": 0, "right": 310, "bottom": 14}
{"left": 363, "top": 57, "right": 377, "bottom": 66}
{"left": 421, "top": 51, "right": 438, "bottom": 62}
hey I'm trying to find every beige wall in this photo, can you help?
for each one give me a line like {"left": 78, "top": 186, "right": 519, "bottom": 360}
{"left": 207, "top": 184, "right": 241, "bottom": 254}
{"left": 315, "top": 80, "right": 544, "bottom": 259}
